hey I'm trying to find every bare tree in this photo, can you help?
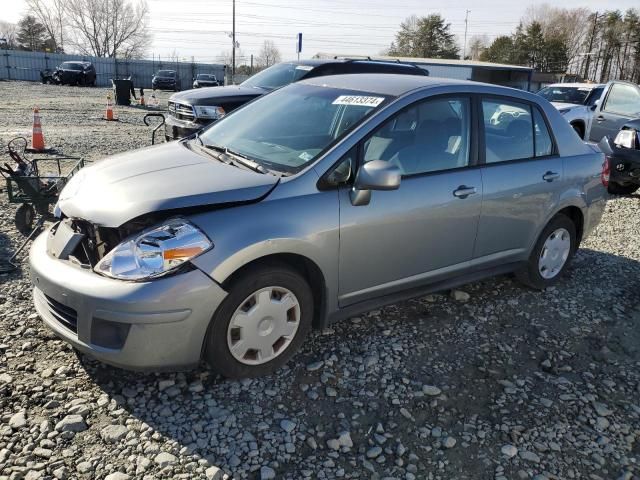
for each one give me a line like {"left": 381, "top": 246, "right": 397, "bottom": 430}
{"left": 0, "top": 21, "right": 18, "bottom": 49}
{"left": 25, "top": 0, "right": 66, "bottom": 52}
{"left": 64, "top": 0, "right": 150, "bottom": 58}
{"left": 468, "top": 35, "right": 489, "bottom": 60}
{"left": 255, "top": 40, "right": 281, "bottom": 69}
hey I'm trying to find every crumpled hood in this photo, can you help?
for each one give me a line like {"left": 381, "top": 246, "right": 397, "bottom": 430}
{"left": 169, "top": 85, "right": 266, "bottom": 106}
{"left": 58, "top": 141, "right": 278, "bottom": 227}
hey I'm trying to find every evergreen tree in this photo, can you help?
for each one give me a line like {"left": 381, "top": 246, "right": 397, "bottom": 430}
{"left": 389, "top": 14, "right": 460, "bottom": 59}
{"left": 16, "top": 15, "right": 48, "bottom": 51}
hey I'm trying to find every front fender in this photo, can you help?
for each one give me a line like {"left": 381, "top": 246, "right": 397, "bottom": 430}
{"left": 186, "top": 187, "right": 340, "bottom": 314}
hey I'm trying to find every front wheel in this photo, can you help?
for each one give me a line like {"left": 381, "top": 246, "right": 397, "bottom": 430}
{"left": 516, "top": 214, "right": 576, "bottom": 290}
{"left": 204, "top": 264, "right": 313, "bottom": 378}
{"left": 608, "top": 182, "right": 639, "bottom": 195}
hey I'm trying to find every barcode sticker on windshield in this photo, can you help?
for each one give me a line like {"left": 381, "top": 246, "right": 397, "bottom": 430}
{"left": 332, "top": 95, "right": 384, "bottom": 107}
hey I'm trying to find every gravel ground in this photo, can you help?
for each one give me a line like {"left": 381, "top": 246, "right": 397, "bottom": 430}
{"left": 1, "top": 81, "right": 639, "bottom": 480}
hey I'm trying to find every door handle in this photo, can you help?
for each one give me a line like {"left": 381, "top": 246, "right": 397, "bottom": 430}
{"left": 542, "top": 171, "right": 560, "bottom": 182}
{"left": 596, "top": 115, "right": 605, "bottom": 122}
{"left": 453, "top": 185, "right": 476, "bottom": 198}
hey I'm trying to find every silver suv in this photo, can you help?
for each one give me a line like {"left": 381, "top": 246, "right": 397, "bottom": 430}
{"left": 30, "top": 74, "right": 607, "bottom": 378}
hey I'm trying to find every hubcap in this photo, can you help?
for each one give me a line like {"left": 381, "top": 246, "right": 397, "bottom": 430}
{"left": 538, "top": 228, "right": 571, "bottom": 279}
{"left": 226, "top": 286, "right": 301, "bottom": 365}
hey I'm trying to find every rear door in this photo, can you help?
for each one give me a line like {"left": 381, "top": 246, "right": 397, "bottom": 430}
{"left": 474, "top": 97, "right": 562, "bottom": 266}
{"left": 589, "top": 82, "right": 640, "bottom": 143}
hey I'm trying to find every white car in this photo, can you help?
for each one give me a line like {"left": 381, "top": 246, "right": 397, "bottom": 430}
{"left": 537, "top": 83, "right": 605, "bottom": 139}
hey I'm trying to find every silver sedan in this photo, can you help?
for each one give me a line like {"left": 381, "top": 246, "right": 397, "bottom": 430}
{"left": 30, "top": 74, "right": 607, "bottom": 377}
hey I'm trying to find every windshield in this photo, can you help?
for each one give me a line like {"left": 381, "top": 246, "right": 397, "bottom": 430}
{"left": 241, "top": 63, "right": 313, "bottom": 90}
{"left": 61, "top": 62, "right": 83, "bottom": 71}
{"left": 538, "top": 86, "right": 594, "bottom": 105}
{"left": 197, "top": 74, "right": 215, "bottom": 80}
{"left": 157, "top": 70, "right": 175, "bottom": 77}
{"left": 199, "top": 83, "right": 390, "bottom": 174}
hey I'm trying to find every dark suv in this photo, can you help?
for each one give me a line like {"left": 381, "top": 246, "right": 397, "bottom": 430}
{"left": 165, "top": 59, "right": 428, "bottom": 140}
{"left": 41, "top": 61, "right": 96, "bottom": 86}
{"left": 152, "top": 70, "right": 181, "bottom": 91}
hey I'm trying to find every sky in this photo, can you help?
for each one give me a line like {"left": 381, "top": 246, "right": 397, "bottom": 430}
{"left": 3, "top": 0, "right": 640, "bottom": 66}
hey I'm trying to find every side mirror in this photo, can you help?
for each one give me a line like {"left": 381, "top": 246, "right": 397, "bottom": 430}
{"left": 590, "top": 99, "right": 600, "bottom": 111}
{"left": 354, "top": 160, "right": 401, "bottom": 191}
{"left": 350, "top": 160, "right": 401, "bottom": 206}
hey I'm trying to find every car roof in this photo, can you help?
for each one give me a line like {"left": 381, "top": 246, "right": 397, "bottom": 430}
{"left": 298, "top": 73, "right": 486, "bottom": 97}
{"left": 291, "top": 58, "right": 421, "bottom": 69}
{"left": 546, "top": 83, "right": 605, "bottom": 89}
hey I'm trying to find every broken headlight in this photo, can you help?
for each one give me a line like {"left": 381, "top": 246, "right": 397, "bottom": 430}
{"left": 94, "top": 218, "right": 212, "bottom": 281}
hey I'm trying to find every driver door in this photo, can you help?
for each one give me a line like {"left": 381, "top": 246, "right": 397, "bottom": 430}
{"left": 337, "top": 96, "right": 483, "bottom": 307}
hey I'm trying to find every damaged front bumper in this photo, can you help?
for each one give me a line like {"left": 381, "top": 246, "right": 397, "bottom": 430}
{"left": 29, "top": 228, "right": 227, "bottom": 370}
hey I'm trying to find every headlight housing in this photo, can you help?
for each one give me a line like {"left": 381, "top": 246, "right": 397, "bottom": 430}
{"left": 94, "top": 218, "right": 212, "bottom": 281}
{"left": 193, "top": 105, "right": 225, "bottom": 120}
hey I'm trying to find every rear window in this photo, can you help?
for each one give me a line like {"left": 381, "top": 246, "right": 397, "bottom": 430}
{"left": 157, "top": 70, "right": 175, "bottom": 77}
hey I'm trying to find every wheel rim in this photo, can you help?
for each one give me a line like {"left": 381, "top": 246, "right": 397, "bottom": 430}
{"left": 538, "top": 228, "right": 571, "bottom": 279}
{"left": 226, "top": 286, "right": 301, "bottom": 366}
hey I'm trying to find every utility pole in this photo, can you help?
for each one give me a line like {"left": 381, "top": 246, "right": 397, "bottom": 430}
{"left": 463, "top": 10, "right": 470, "bottom": 60}
{"left": 250, "top": 54, "right": 253, "bottom": 74}
{"left": 232, "top": 0, "right": 236, "bottom": 81}
{"left": 583, "top": 12, "right": 598, "bottom": 80}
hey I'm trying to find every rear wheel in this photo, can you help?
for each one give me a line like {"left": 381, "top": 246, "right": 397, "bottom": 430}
{"left": 608, "top": 182, "right": 639, "bottom": 195}
{"left": 516, "top": 214, "right": 576, "bottom": 290}
{"left": 204, "top": 264, "right": 313, "bottom": 378}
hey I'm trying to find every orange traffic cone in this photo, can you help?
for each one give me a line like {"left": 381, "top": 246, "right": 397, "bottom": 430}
{"left": 139, "top": 94, "right": 145, "bottom": 106}
{"left": 105, "top": 94, "right": 116, "bottom": 121}
{"left": 31, "top": 107, "right": 45, "bottom": 151}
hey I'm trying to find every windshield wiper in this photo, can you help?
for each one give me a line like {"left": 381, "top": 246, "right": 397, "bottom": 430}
{"left": 201, "top": 143, "right": 269, "bottom": 174}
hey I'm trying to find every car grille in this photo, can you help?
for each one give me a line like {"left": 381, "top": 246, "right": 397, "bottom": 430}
{"left": 168, "top": 101, "right": 195, "bottom": 121}
{"left": 42, "top": 292, "right": 78, "bottom": 333}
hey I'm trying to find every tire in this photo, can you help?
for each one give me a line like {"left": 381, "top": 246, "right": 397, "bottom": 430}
{"left": 516, "top": 214, "right": 577, "bottom": 290}
{"left": 204, "top": 264, "right": 313, "bottom": 378}
{"left": 608, "top": 182, "right": 639, "bottom": 195}
{"left": 15, "top": 204, "right": 35, "bottom": 235}
{"left": 571, "top": 123, "right": 585, "bottom": 140}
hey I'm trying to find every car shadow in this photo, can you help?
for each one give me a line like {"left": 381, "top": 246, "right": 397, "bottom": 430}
{"left": 77, "top": 246, "right": 640, "bottom": 477}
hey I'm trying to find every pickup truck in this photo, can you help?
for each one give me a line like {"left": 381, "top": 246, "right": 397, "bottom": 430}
{"left": 538, "top": 81, "right": 640, "bottom": 143}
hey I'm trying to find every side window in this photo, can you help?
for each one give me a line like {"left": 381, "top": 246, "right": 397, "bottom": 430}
{"left": 362, "top": 97, "right": 470, "bottom": 176}
{"left": 482, "top": 99, "right": 533, "bottom": 163}
{"left": 604, "top": 84, "right": 640, "bottom": 116}
{"left": 533, "top": 108, "right": 553, "bottom": 157}
{"left": 586, "top": 87, "right": 604, "bottom": 106}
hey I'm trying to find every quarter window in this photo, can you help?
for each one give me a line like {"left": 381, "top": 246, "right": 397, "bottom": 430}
{"left": 603, "top": 84, "right": 640, "bottom": 116}
{"left": 482, "top": 99, "right": 533, "bottom": 163}
{"left": 363, "top": 97, "right": 471, "bottom": 175}
{"left": 533, "top": 108, "right": 553, "bottom": 157}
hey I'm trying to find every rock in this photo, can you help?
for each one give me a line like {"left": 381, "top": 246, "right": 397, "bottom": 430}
{"left": 442, "top": 436, "right": 457, "bottom": 449}
{"left": 0, "top": 373, "right": 12, "bottom": 384}
{"left": 154, "top": 452, "right": 177, "bottom": 467}
{"left": 280, "top": 419, "right": 296, "bottom": 433}
{"left": 596, "top": 416, "right": 610, "bottom": 431}
{"left": 422, "top": 385, "right": 442, "bottom": 396}
{"left": 519, "top": 450, "right": 540, "bottom": 463}
{"left": 205, "top": 466, "right": 223, "bottom": 480}
{"left": 105, "top": 474, "right": 130, "bottom": 480}
{"left": 450, "top": 289, "right": 470, "bottom": 302}
{"left": 260, "top": 466, "right": 276, "bottom": 480}
{"left": 337, "top": 431, "right": 353, "bottom": 448}
{"left": 327, "top": 439, "right": 340, "bottom": 450}
{"left": 55, "top": 415, "right": 87, "bottom": 433}
{"left": 158, "top": 379, "right": 175, "bottom": 391}
{"left": 33, "top": 447, "right": 52, "bottom": 459}
{"left": 9, "top": 411, "right": 26, "bottom": 429}
{"left": 306, "top": 361, "right": 324, "bottom": 371}
{"left": 52, "top": 467, "right": 69, "bottom": 480}
{"left": 366, "top": 446, "right": 383, "bottom": 458}
{"left": 501, "top": 444, "right": 518, "bottom": 458}
{"left": 76, "top": 461, "right": 93, "bottom": 474}
{"left": 593, "top": 402, "right": 613, "bottom": 417}
{"left": 101, "top": 424, "right": 128, "bottom": 443}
